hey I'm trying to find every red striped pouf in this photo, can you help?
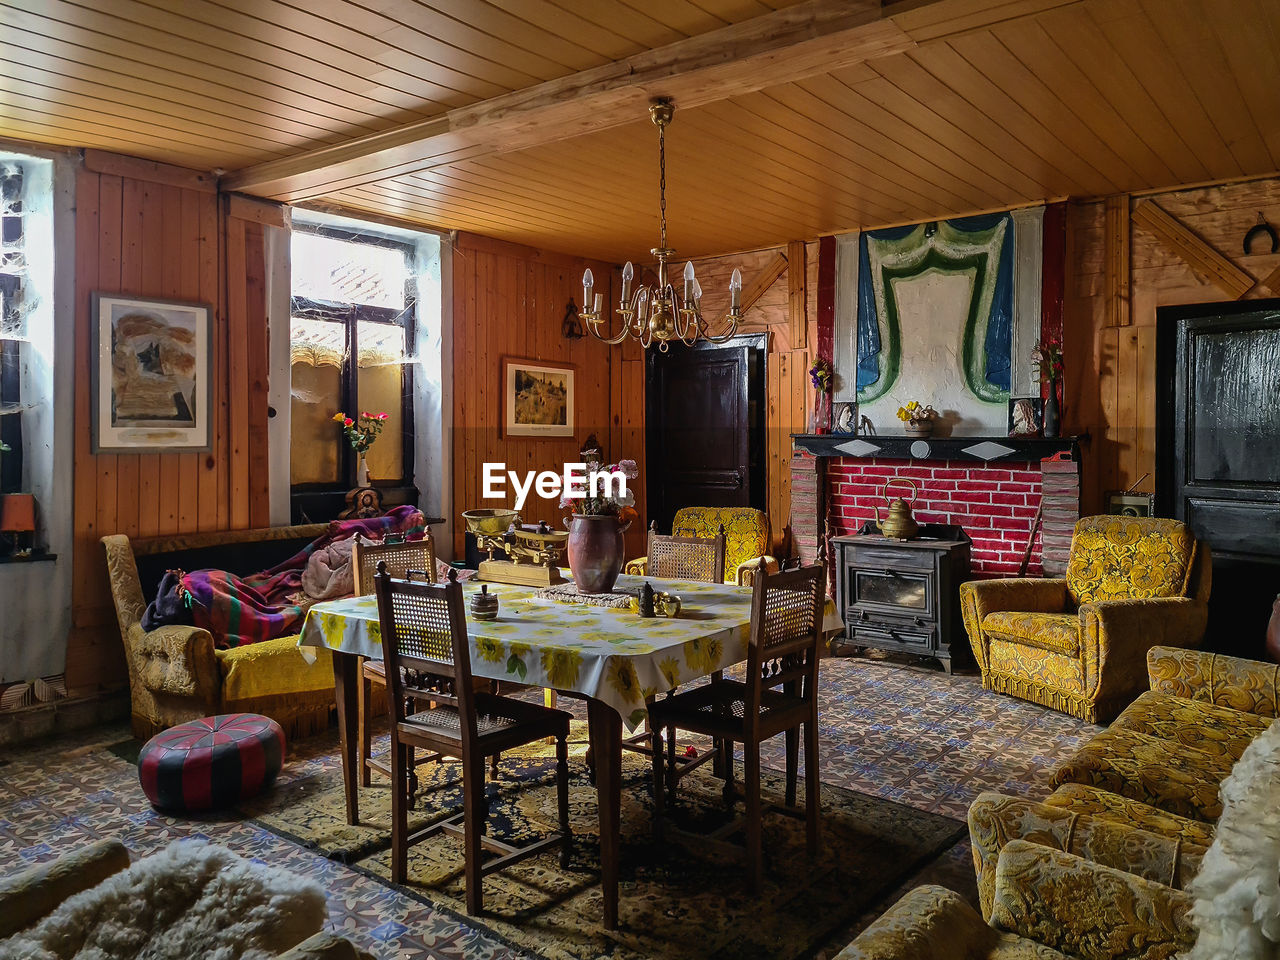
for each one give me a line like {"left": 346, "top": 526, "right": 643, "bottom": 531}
{"left": 138, "top": 714, "right": 285, "bottom": 812}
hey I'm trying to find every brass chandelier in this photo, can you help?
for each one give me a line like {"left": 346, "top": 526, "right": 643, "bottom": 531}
{"left": 580, "top": 98, "right": 743, "bottom": 352}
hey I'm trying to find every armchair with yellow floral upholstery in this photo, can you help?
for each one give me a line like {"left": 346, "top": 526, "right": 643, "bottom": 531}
{"left": 959, "top": 516, "right": 1211, "bottom": 723}
{"left": 624, "top": 506, "right": 778, "bottom": 585}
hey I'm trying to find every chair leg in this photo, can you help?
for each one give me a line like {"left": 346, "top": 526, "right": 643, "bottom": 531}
{"left": 390, "top": 737, "right": 409, "bottom": 884}
{"left": 556, "top": 734, "right": 571, "bottom": 868}
{"left": 805, "top": 714, "right": 821, "bottom": 856}
{"left": 784, "top": 725, "right": 799, "bottom": 809}
{"left": 651, "top": 725, "right": 666, "bottom": 841}
{"left": 463, "top": 750, "right": 485, "bottom": 916}
{"left": 722, "top": 740, "right": 736, "bottom": 806}
{"left": 359, "top": 668, "right": 373, "bottom": 788}
{"left": 665, "top": 721, "right": 678, "bottom": 796}
{"left": 744, "top": 741, "right": 763, "bottom": 895}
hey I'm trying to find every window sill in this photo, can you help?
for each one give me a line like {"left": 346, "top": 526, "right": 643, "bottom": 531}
{"left": 0, "top": 551, "right": 57, "bottom": 565}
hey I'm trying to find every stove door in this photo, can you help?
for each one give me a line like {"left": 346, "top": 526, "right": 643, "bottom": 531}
{"left": 850, "top": 567, "right": 934, "bottom": 618}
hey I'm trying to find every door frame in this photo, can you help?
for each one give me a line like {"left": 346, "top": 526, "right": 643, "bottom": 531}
{"left": 644, "top": 333, "right": 769, "bottom": 533}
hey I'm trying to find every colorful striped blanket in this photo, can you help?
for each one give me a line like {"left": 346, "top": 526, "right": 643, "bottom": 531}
{"left": 180, "top": 506, "right": 426, "bottom": 649}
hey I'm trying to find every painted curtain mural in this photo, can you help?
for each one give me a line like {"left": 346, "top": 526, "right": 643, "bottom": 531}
{"left": 856, "top": 214, "right": 1013, "bottom": 433}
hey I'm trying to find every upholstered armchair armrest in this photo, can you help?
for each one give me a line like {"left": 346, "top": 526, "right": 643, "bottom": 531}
{"left": 129, "top": 621, "right": 221, "bottom": 702}
{"left": 1079, "top": 598, "right": 1208, "bottom": 718}
{"left": 276, "top": 932, "right": 375, "bottom": 960}
{"left": 1146, "top": 645, "right": 1280, "bottom": 718}
{"left": 990, "top": 840, "right": 1196, "bottom": 960}
{"left": 833, "top": 884, "right": 998, "bottom": 959}
{"left": 733, "top": 555, "right": 779, "bottom": 586}
{"left": 623, "top": 557, "right": 648, "bottom": 576}
{"left": 968, "top": 791, "right": 1205, "bottom": 920}
{"left": 959, "top": 578, "right": 1068, "bottom": 673}
{"left": 0, "top": 839, "right": 131, "bottom": 940}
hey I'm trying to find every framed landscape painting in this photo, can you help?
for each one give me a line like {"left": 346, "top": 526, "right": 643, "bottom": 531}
{"left": 503, "top": 357, "right": 574, "bottom": 438}
{"left": 92, "top": 293, "right": 213, "bottom": 453}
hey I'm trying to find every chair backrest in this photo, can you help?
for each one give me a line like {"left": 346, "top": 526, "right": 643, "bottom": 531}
{"left": 353, "top": 533, "right": 437, "bottom": 596}
{"left": 647, "top": 521, "right": 727, "bottom": 583}
{"left": 744, "top": 564, "right": 825, "bottom": 725}
{"left": 373, "top": 563, "right": 476, "bottom": 742}
{"left": 1065, "top": 516, "right": 1197, "bottom": 606}
{"left": 672, "top": 507, "right": 770, "bottom": 582}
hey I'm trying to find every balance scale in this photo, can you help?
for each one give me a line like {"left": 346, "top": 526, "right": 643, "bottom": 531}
{"left": 462, "top": 509, "right": 568, "bottom": 587}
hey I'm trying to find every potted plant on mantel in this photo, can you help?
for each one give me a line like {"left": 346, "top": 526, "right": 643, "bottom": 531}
{"left": 1033, "top": 339, "right": 1064, "bottom": 439}
{"left": 559, "top": 459, "right": 638, "bottom": 595}
{"left": 896, "top": 400, "right": 938, "bottom": 437}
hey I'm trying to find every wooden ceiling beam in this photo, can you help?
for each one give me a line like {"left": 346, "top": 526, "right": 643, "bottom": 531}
{"left": 221, "top": 0, "right": 914, "bottom": 201}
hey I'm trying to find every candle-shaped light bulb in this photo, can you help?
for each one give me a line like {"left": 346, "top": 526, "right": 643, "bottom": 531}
{"left": 621, "top": 261, "right": 634, "bottom": 303}
{"left": 692, "top": 278, "right": 703, "bottom": 307}
{"left": 592, "top": 292, "right": 603, "bottom": 315}
{"left": 582, "top": 268, "right": 594, "bottom": 313}
{"left": 683, "top": 260, "right": 696, "bottom": 304}
{"left": 729, "top": 267, "right": 743, "bottom": 312}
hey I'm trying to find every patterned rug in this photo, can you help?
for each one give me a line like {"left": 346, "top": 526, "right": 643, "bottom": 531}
{"left": 232, "top": 724, "right": 965, "bottom": 960}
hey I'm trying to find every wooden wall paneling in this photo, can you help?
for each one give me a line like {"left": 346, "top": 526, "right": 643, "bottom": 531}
{"left": 244, "top": 221, "right": 271, "bottom": 528}
{"left": 224, "top": 212, "right": 250, "bottom": 529}
{"left": 68, "top": 167, "right": 100, "bottom": 693}
{"left": 94, "top": 174, "right": 121, "bottom": 570}
{"left": 1104, "top": 194, "right": 1131, "bottom": 327}
{"left": 788, "top": 240, "right": 808, "bottom": 349}
{"left": 114, "top": 177, "right": 143, "bottom": 542}
{"left": 1132, "top": 296, "right": 1158, "bottom": 494}
{"left": 178, "top": 189, "right": 202, "bottom": 533}
{"left": 199, "top": 190, "right": 224, "bottom": 532}
{"left": 136, "top": 179, "right": 164, "bottom": 539}
{"left": 1130, "top": 199, "right": 1255, "bottom": 299}
{"left": 157, "top": 185, "right": 184, "bottom": 535}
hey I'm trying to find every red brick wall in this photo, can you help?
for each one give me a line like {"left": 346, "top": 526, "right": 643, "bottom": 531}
{"left": 827, "top": 458, "right": 1044, "bottom": 577}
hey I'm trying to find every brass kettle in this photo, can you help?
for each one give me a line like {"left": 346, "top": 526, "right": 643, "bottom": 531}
{"left": 874, "top": 477, "right": 919, "bottom": 540}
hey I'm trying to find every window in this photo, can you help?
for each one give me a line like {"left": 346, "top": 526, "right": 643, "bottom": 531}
{"left": 0, "top": 162, "right": 26, "bottom": 495}
{"left": 289, "top": 222, "right": 416, "bottom": 491}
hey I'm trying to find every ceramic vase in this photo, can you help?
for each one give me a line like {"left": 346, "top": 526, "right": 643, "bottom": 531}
{"left": 565, "top": 514, "right": 628, "bottom": 594}
{"left": 904, "top": 420, "right": 934, "bottom": 438}
{"left": 357, "top": 455, "right": 370, "bottom": 487}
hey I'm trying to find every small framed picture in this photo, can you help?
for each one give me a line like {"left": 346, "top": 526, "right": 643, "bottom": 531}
{"left": 1008, "top": 397, "right": 1043, "bottom": 436}
{"left": 1107, "top": 492, "right": 1155, "bottom": 518}
{"left": 832, "top": 401, "right": 857, "bottom": 435}
{"left": 503, "top": 357, "right": 575, "bottom": 438}
{"left": 91, "top": 293, "right": 213, "bottom": 453}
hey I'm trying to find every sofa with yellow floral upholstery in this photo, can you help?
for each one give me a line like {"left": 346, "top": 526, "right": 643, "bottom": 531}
{"left": 624, "top": 506, "right": 779, "bottom": 585}
{"left": 102, "top": 527, "right": 335, "bottom": 741}
{"left": 959, "top": 516, "right": 1211, "bottom": 722}
{"left": 835, "top": 840, "right": 1196, "bottom": 960}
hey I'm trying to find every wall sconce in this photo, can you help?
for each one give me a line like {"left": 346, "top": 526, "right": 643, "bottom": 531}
{"left": 562, "top": 299, "right": 584, "bottom": 340}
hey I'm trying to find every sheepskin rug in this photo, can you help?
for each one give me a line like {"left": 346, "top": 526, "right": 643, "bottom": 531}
{"left": 1186, "top": 717, "right": 1280, "bottom": 960}
{"left": 0, "top": 839, "right": 326, "bottom": 960}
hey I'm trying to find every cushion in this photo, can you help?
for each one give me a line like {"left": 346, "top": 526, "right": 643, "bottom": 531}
{"left": 1050, "top": 725, "right": 1232, "bottom": 821}
{"left": 1043, "top": 783, "right": 1216, "bottom": 848}
{"left": 217, "top": 634, "right": 333, "bottom": 702}
{"left": 1066, "top": 517, "right": 1195, "bottom": 605}
{"left": 982, "top": 611, "right": 1080, "bottom": 656}
{"left": 1114, "top": 690, "right": 1270, "bottom": 764}
{"left": 139, "top": 713, "right": 284, "bottom": 812}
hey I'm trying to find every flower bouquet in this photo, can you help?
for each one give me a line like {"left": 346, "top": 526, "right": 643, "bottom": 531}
{"left": 333, "top": 411, "right": 389, "bottom": 486}
{"left": 896, "top": 400, "right": 938, "bottom": 437}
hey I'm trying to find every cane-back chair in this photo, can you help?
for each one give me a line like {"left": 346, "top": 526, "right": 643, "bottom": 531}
{"left": 645, "top": 521, "right": 727, "bottom": 583}
{"left": 373, "top": 563, "right": 572, "bottom": 915}
{"left": 649, "top": 564, "right": 825, "bottom": 893}
{"left": 351, "top": 535, "right": 437, "bottom": 790}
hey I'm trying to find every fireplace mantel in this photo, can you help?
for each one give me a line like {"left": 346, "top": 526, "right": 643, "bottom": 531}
{"left": 792, "top": 433, "right": 1084, "bottom": 463}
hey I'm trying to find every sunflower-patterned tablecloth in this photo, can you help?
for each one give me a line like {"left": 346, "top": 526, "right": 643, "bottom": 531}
{"left": 299, "top": 574, "right": 837, "bottom": 730}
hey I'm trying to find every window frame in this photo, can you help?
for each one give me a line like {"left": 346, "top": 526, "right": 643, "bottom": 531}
{"left": 288, "top": 221, "right": 417, "bottom": 495}
{"left": 0, "top": 162, "right": 26, "bottom": 496}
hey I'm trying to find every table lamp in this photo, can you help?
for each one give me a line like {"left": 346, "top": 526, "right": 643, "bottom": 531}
{"left": 0, "top": 493, "right": 36, "bottom": 556}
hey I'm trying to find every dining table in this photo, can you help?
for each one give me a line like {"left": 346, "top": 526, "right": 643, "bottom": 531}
{"left": 298, "top": 571, "right": 839, "bottom": 930}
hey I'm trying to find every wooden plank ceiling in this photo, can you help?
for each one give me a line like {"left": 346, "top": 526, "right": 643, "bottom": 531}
{"left": 3, "top": 0, "right": 1279, "bottom": 260}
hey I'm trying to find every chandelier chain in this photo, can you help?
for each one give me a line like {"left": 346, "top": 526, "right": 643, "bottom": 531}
{"left": 658, "top": 121, "right": 667, "bottom": 251}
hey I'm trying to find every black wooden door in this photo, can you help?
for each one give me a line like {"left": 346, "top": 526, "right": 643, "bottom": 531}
{"left": 1158, "top": 299, "right": 1280, "bottom": 654}
{"left": 646, "top": 336, "right": 765, "bottom": 534}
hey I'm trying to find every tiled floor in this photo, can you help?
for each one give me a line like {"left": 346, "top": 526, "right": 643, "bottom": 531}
{"left": 0, "top": 655, "right": 1096, "bottom": 959}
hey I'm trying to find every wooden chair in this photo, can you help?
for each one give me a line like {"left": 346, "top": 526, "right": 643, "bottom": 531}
{"left": 648, "top": 564, "right": 825, "bottom": 893}
{"left": 373, "top": 563, "right": 573, "bottom": 915}
{"left": 351, "top": 535, "right": 437, "bottom": 791}
{"left": 645, "top": 521, "right": 727, "bottom": 583}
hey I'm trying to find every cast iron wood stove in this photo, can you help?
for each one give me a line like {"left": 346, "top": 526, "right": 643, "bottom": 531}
{"left": 830, "top": 522, "right": 972, "bottom": 672}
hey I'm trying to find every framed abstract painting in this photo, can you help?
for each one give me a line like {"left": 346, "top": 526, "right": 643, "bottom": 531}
{"left": 91, "top": 293, "right": 213, "bottom": 453}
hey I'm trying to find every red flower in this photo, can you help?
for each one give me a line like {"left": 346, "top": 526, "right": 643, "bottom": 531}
{"left": 343, "top": 417, "right": 354, "bottom": 427}
{"left": 377, "top": 412, "right": 389, "bottom": 420}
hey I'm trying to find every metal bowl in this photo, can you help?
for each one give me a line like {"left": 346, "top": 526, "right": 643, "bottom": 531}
{"left": 462, "top": 509, "right": 519, "bottom": 536}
